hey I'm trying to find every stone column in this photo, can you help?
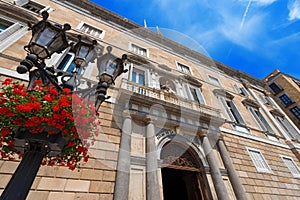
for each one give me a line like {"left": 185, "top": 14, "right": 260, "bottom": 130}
{"left": 218, "top": 137, "right": 248, "bottom": 200}
{"left": 114, "top": 110, "right": 132, "bottom": 200}
{"left": 145, "top": 116, "right": 160, "bottom": 200}
{"left": 200, "top": 133, "right": 230, "bottom": 200}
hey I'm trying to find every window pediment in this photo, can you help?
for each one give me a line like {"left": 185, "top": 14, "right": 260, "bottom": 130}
{"left": 127, "top": 54, "right": 151, "bottom": 66}
{"left": 242, "top": 98, "right": 260, "bottom": 108}
{"left": 158, "top": 64, "right": 171, "bottom": 71}
{"left": 270, "top": 109, "right": 285, "bottom": 118}
{"left": 179, "top": 75, "right": 202, "bottom": 87}
{"left": 213, "top": 89, "right": 234, "bottom": 99}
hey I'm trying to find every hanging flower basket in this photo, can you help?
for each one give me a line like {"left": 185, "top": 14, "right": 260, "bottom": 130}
{"left": 0, "top": 78, "right": 100, "bottom": 170}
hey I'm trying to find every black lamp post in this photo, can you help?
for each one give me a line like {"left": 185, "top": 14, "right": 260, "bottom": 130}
{"left": 0, "top": 11, "right": 127, "bottom": 200}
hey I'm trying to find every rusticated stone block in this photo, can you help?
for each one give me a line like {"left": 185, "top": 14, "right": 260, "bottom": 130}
{"left": 65, "top": 179, "right": 90, "bottom": 192}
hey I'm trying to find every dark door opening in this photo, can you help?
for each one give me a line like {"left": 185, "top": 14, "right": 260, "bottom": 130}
{"left": 162, "top": 167, "right": 202, "bottom": 200}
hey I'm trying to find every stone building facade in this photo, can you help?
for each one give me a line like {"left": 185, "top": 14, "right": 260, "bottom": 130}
{"left": 263, "top": 69, "right": 300, "bottom": 131}
{"left": 0, "top": 0, "right": 300, "bottom": 199}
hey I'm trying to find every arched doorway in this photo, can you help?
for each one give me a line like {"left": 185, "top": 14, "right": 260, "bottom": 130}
{"left": 160, "top": 141, "right": 212, "bottom": 200}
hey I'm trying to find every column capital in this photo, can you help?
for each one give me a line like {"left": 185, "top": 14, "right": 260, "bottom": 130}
{"left": 197, "top": 128, "right": 208, "bottom": 136}
{"left": 122, "top": 109, "right": 132, "bottom": 119}
{"left": 143, "top": 115, "right": 157, "bottom": 124}
{"left": 218, "top": 134, "right": 225, "bottom": 141}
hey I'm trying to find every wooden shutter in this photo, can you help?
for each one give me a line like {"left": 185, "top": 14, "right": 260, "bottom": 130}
{"left": 195, "top": 88, "right": 206, "bottom": 105}
{"left": 281, "top": 118, "right": 300, "bottom": 140}
{"left": 228, "top": 101, "right": 246, "bottom": 125}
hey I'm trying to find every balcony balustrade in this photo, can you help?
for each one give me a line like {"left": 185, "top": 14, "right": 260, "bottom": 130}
{"left": 120, "top": 79, "right": 222, "bottom": 119}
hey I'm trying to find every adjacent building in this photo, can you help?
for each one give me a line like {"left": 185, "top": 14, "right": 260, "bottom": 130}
{"left": 263, "top": 69, "right": 300, "bottom": 131}
{"left": 0, "top": 0, "right": 300, "bottom": 199}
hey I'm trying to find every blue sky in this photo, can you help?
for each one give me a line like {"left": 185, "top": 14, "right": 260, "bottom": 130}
{"left": 92, "top": 0, "right": 300, "bottom": 80}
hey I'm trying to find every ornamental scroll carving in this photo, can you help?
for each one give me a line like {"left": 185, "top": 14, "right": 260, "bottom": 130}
{"left": 163, "top": 155, "right": 196, "bottom": 168}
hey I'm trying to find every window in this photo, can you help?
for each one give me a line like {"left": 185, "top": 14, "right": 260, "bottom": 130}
{"left": 232, "top": 84, "right": 248, "bottom": 96}
{"left": 130, "top": 43, "right": 148, "bottom": 57}
{"left": 45, "top": 48, "right": 80, "bottom": 74}
{"left": 131, "top": 67, "right": 145, "bottom": 85}
{"left": 240, "top": 87, "right": 248, "bottom": 96}
{"left": 269, "top": 82, "right": 282, "bottom": 94}
{"left": 218, "top": 95, "right": 249, "bottom": 132}
{"left": 14, "top": 0, "right": 53, "bottom": 14}
{"left": 130, "top": 67, "right": 146, "bottom": 94}
{"left": 220, "top": 98, "right": 245, "bottom": 125}
{"left": 274, "top": 115, "right": 300, "bottom": 140}
{"left": 293, "top": 79, "right": 300, "bottom": 87}
{"left": 258, "top": 94, "right": 273, "bottom": 106}
{"left": 290, "top": 106, "right": 300, "bottom": 121}
{"left": 77, "top": 22, "right": 105, "bottom": 39}
{"left": 281, "top": 156, "right": 300, "bottom": 178}
{"left": 0, "top": 20, "right": 13, "bottom": 33}
{"left": 0, "top": 16, "right": 25, "bottom": 52}
{"left": 57, "top": 52, "right": 76, "bottom": 73}
{"left": 279, "top": 94, "right": 293, "bottom": 106}
{"left": 23, "top": 1, "right": 45, "bottom": 14}
{"left": 188, "top": 86, "right": 205, "bottom": 104}
{"left": 248, "top": 107, "right": 274, "bottom": 134}
{"left": 208, "top": 75, "right": 221, "bottom": 86}
{"left": 177, "top": 62, "right": 191, "bottom": 75}
{"left": 0, "top": 18, "right": 22, "bottom": 41}
{"left": 247, "top": 148, "right": 272, "bottom": 173}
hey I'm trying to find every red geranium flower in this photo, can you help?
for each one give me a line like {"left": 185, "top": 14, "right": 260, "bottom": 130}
{"left": 0, "top": 78, "right": 101, "bottom": 170}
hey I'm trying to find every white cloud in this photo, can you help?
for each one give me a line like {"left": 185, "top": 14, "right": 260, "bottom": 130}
{"left": 239, "top": 0, "right": 276, "bottom": 6}
{"left": 288, "top": 0, "right": 300, "bottom": 20}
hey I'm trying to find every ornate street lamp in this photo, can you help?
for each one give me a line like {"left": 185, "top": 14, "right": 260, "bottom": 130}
{"left": 0, "top": 11, "right": 127, "bottom": 200}
{"left": 62, "top": 35, "right": 98, "bottom": 90}
{"left": 95, "top": 46, "right": 128, "bottom": 111}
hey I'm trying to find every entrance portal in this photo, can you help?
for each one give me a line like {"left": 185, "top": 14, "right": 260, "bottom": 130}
{"left": 160, "top": 141, "right": 212, "bottom": 200}
{"left": 162, "top": 168, "right": 202, "bottom": 200}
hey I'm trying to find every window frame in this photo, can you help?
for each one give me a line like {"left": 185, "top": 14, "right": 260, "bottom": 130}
{"left": 45, "top": 47, "right": 82, "bottom": 74}
{"left": 248, "top": 106, "right": 274, "bottom": 134}
{"left": 76, "top": 22, "right": 105, "bottom": 39}
{"left": 290, "top": 106, "right": 300, "bottom": 121}
{"left": 176, "top": 62, "right": 192, "bottom": 75}
{"left": 129, "top": 64, "right": 146, "bottom": 86}
{"left": 273, "top": 114, "right": 300, "bottom": 140}
{"left": 14, "top": 0, "right": 54, "bottom": 15}
{"left": 129, "top": 43, "right": 149, "bottom": 57}
{"left": 268, "top": 82, "right": 282, "bottom": 94}
{"left": 281, "top": 156, "right": 300, "bottom": 178}
{"left": 0, "top": 15, "right": 27, "bottom": 52}
{"left": 219, "top": 97, "right": 246, "bottom": 125}
{"left": 293, "top": 79, "right": 300, "bottom": 87}
{"left": 208, "top": 75, "right": 221, "bottom": 87}
{"left": 232, "top": 84, "right": 248, "bottom": 96}
{"left": 218, "top": 94, "right": 249, "bottom": 133}
{"left": 247, "top": 148, "right": 273, "bottom": 173}
{"left": 278, "top": 93, "right": 293, "bottom": 107}
{"left": 56, "top": 52, "right": 76, "bottom": 73}
{"left": 186, "top": 84, "right": 206, "bottom": 105}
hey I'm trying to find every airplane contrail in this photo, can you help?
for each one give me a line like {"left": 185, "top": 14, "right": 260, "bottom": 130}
{"left": 240, "top": 0, "right": 253, "bottom": 31}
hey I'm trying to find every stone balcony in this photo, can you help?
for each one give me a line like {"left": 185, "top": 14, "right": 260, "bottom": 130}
{"left": 119, "top": 79, "right": 222, "bottom": 121}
